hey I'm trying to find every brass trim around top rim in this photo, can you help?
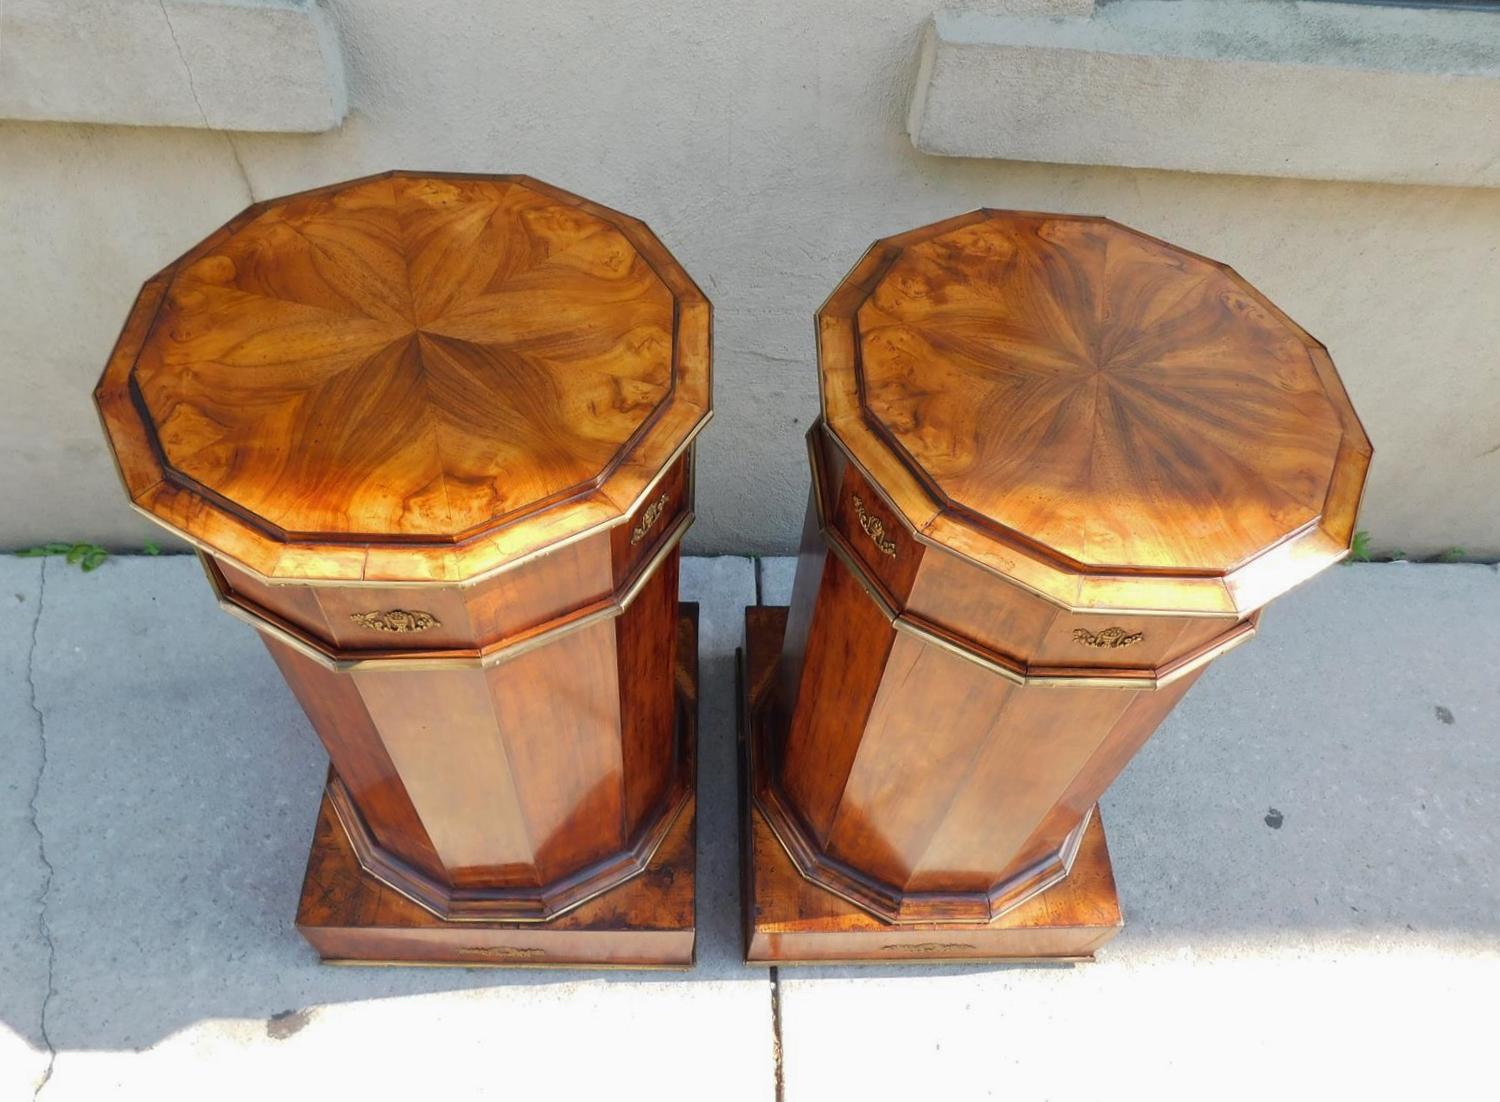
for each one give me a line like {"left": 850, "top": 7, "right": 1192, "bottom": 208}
{"left": 128, "top": 423, "right": 707, "bottom": 591}
{"left": 807, "top": 421, "right": 1274, "bottom": 620}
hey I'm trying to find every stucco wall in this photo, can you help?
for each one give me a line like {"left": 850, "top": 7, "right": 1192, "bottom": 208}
{"left": 3, "top": 0, "right": 1498, "bottom": 558}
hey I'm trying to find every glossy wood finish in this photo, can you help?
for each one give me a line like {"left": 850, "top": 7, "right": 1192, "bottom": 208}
{"left": 807, "top": 426, "right": 1255, "bottom": 678}
{"left": 743, "top": 608, "right": 1121, "bottom": 964}
{"left": 93, "top": 173, "right": 710, "bottom": 963}
{"left": 767, "top": 524, "right": 1201, "bottom": 925}
{"left": 95, "top": 171, "right": 711, "bottom": 585}
{"left": 756, "top": 212, "right": 1370, "bottom": 944}
{"left": 297, "top": 605, "right": 699, "bottom": 968}
{"left": 209, "top": 451, "right": 690, "bottom": 658}
{"left": 818, "top": 210, "right": 1371, "bottom": 615}
{"left": 268, "top": 560, "right": 688, "bottom": 921}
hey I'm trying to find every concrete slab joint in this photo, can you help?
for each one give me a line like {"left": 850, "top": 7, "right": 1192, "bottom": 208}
{"left": 908, "top": 0, "right": 1500, "bottom": 187}
{"left": 0, "top": 0, "right": 348, "bottom": 132}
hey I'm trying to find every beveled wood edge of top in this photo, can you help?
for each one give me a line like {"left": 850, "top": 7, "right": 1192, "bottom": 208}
{"left": 200, "top": 506, "right": 692, "bottom": 672}
{"left": 814, "top": 209, "right": 1373, "bottom": 619}
{"left": 93, "top": 170, "right": 713, "bottom": 587}
{"left": 808, "top": 426, "right": 1260, "bottom": 690}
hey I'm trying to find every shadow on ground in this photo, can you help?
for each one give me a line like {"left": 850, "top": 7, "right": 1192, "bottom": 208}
{"left": 1, "top": 557, "right": 1495, "bottom": 1072}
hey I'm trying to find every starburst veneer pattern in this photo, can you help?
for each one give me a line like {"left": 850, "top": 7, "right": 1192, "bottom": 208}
{"left": 94, "top": 174, "right": 711, "bottom": 964}
{"left": 745, "top": 211, "right": 1372, "bottom": 954}
{"left": 97, "top": 172, "right": 711, "bottom": 584}
{"left": 821, "top": 210, "right": 1371, "bottom": 615}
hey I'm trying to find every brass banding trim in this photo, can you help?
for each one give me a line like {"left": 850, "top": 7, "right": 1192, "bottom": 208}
{"left": 325, "top": 770, "right": 695, "bottom": 924}
{"left": 742, "top": 637, "right": 1094, "bottom": 925}
{"left": 809, "top": 422, "right": 1249, "bottom": 620}
{"left": 325, "top": 959, "right": 694, "bottom": 971}
{"left": 135, "top": 424, "right": 706, "bottom": 590}
{"left": 743, "top": 954, "right": 1093, "bottom": 968}
{"left": 200, "top": 510, "right": 693, "bottom": 672}
{"left": 806, "top": 433, "right": 1255, "bottom": 690}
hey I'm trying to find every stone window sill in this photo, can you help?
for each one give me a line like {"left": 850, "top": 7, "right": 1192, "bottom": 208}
{"left": 0, "top": 0, "right": 346, "bottom": 133}
{"left": 908, "top": 0, "right": 1500, "bottom": 188}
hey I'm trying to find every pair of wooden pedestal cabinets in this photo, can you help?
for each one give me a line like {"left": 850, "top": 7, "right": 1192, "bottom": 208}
{"left": 95, "top": 173, "right": 1371, "bottom": 968}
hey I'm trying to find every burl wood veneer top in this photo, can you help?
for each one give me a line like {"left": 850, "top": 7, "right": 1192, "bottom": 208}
{"left": 95, "top": 172, "right": 711, "bottom": 584}
{"left": 818, "top": 210, "right": 1371, "bottom": 616}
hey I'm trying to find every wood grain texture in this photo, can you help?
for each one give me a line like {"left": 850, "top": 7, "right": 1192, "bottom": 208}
{"left": 819, "top": 210, "right": 1371, "bottom": 616}
{"left": 296, "top": 604, "right": 699, "bottom": 968}
{"left": 95, "top": 172, "right": 711, "bottom": 585}
{"left": 299, "top": 784, "right": 695, "bottom": 968}
{"left": 743, "top": 607, "right": 1121, "bottom": 964}
{"left": 761, "top": 550, "right": 1148, "bottom": 924}
{"left": 93, "top": 173, "right": 705, "bottom": 964}
{"left": 809, "top": 421, "right": 1260, "bottom": 679}
{"left": 758, "top": 215, "right": 1368, "bottom": 939}
{"left": 268, "top": 557, "right": 692, "bottom": 922}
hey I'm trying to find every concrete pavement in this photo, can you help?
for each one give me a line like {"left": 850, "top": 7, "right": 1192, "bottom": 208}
{"left": 2, "top": 555, "right": 1496, "bottom": 1099}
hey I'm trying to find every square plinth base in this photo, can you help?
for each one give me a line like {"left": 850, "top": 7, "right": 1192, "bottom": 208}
{"left": 740, "top": 606, "right": 1124, "bottom": 966}
{"left": 292, "top": 605, "right": 700, "bottom": 970}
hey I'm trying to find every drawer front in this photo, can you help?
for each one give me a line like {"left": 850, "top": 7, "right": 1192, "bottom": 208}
{"left": 907, "top": 548, "right": 1247, "bottom": 673}
{"left": 212, "top": 530, "right": 620, "bottom": 654}
{"left": 611, "top": 452, "right": 690, "bottom": 582}
{"left": 826, "top": 460, "right": 921, "bottom": 605}
{"left": 1030, "top": 609, "right": 1242, "bottom": 670}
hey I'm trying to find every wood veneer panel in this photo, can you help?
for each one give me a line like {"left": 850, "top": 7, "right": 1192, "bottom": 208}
{"left": 96, "top": 172, "right": 712, "bottom": 586}
{"left": 854, "top": 215, "right": 1338, "bottom": 574}
{"left": 816, "top": 210, "right": 1371, "bottom": 617}
{"left": 777, "top": 554, "right": 897, "bottom": 843}
{"left": 828, "top": 462, "right": 922, "bottom": 603}
{"left": 905, "top": 680, "right": 1135, "bottom": 894}
{"left": 822, "top": 634, "right": 1015, "bottom": 890}
{"left": 617, "top": 552, "right": 681, "bottom": 833}
{"left": 610, "top": 457, "right": 688, "bottom": 580}
{"left": 486, "top": 618, "right": 627, "bottom": 885}
{"left": 352, "top": 665, "right": 538, "bottom": 889}
{"left": 1006, "top": 669, "right": 1202, "bottom": 877}
{"left": 263, "top": 638, "right": 444, "bottom": 883}
{"left": 773, "top": 480, "right": 835, "bottom": 746}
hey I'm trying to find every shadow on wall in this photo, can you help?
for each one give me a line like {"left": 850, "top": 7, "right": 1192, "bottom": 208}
{"left": 4, "top": 557, "right": 1498, "bottom": 1053}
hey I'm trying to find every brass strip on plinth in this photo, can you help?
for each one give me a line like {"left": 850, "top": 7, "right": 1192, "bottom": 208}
{"left": 744, "top": 955, "right": 1091, "bottom": 969}
{"left": 323, "top": 958, "right": 694, "bottom": 972}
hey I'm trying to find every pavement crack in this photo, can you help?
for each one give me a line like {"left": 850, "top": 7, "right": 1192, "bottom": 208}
{"left": 157, "top": 0, "right": 256, "bottom": 204}
{"left": 24, "top": 562, "right": 56, "bottom": 1097}
{"left": 769, "top": 966, "right": 785, "bottom": 1102}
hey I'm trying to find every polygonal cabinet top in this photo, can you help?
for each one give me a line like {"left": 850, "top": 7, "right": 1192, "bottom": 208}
{"left": 818, "top": 210, "right": 1372, "bottom": 616}
{"left": 95, "top": 172, "right": 711, "bottom": 584}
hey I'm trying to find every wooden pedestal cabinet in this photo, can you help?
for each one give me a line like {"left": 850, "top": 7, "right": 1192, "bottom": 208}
{"left": 95, "top": 172, "right": 712, "bottom": 967}
{"left": 743, "top": 211, "right": 1371, "bottom": 964}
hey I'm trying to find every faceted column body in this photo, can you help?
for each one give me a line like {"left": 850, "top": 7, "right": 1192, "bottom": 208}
{"left": 761, "top": 428, "right": 1238, "bottom": 924}
{"left": 207, "top": 460, "right": 692, "bottom": 921}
